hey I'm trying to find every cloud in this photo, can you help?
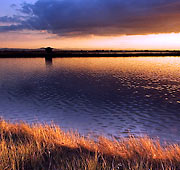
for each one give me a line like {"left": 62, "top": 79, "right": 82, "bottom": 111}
{"left": 0, "top": 16, "right": 21, "bottom": 23}
{"left": 1, "top": 0, "right": 180, "bottom": 36}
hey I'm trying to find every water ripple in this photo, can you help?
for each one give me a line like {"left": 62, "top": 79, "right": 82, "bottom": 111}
{"left": 0, "top": 57, "right": 180, "bottom": 142}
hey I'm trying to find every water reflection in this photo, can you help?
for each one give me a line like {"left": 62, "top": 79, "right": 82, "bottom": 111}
{"left": 45, "top": 57, "right": 53, "bottom": 67}
{"left": 0, "top": 57, "right": 180, "bottom": 142}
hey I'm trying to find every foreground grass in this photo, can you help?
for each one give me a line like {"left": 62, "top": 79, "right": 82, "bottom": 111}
{"left": 0, "top": 120, "right": 180, "bottom": 170}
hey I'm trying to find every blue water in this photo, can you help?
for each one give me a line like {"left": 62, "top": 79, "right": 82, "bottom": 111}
{"left": 0, "top": 57, "right": 180, "bottom": 142}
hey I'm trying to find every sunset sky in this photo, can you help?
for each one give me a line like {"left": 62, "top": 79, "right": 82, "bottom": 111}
{"left": 1, "top": 0, "right": 180, "bottom": 50}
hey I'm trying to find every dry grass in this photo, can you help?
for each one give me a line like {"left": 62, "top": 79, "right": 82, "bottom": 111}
{"left": 0, "top": 119, "right": 179, "bottom": 170}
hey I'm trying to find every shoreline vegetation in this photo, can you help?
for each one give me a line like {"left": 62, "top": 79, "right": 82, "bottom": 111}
{"left": 0, "top": 120, "right": 179, "bottom": 170}
{"left": 1, "top": 50, "right": 180, "bottom": 58}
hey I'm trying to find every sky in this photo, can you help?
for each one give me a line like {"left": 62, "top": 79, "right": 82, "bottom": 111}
{"left": 0, "top": 0, "right": 180, "bottom": 50}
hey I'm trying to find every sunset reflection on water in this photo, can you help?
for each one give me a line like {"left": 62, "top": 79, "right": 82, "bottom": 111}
{"left": 0, "top": 57, "right": 180, "bottom": 142}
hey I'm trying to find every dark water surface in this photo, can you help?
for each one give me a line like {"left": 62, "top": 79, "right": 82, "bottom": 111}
{"left": 0, "top": 57, "right": 180, "bottom": 142}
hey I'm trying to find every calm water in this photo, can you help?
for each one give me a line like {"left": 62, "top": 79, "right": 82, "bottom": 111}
{"left": 0, "top": 57, "right": 180, "bottom": 142}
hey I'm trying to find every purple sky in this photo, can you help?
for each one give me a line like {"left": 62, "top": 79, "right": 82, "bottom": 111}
{"left": 0, "top": 0, "right": 37, "bottom": 16}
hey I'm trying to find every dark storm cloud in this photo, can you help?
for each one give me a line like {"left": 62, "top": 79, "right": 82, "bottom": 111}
{"left": 1, "top": 0, "right": 180, "bottom": 36}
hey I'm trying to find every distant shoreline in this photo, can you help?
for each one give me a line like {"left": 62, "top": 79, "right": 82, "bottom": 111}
{"left": 1, "top": 50, "right": 180, "bottom": 58}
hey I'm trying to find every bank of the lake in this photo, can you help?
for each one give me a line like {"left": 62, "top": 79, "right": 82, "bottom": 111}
{"left": 0, "top": 120, "right": 180, "bottom": 170}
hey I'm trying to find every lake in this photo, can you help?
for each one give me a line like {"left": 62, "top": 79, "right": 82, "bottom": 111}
{"left": 0, "top": 57, "right": 180, "bottom": 142}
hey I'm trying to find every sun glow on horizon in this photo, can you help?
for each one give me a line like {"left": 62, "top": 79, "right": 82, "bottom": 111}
{"left": 0, "top": 31, "right": 180, "bottom": 50}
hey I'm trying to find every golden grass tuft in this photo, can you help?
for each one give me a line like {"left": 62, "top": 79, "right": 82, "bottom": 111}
{"left": 0, "top": 119, "right": 179, "bottom": 170}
